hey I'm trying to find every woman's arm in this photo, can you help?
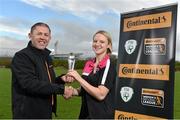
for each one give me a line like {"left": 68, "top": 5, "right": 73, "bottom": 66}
{"left": 68, "top": 70, "right": 109, "bottom": 101}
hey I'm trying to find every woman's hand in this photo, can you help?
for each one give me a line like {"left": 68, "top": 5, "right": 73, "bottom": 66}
{"left": 61, "top": 74, "right": 75, "bottom": 83}
{"left": 68, "top": 70, "right": 82, "bottom": 82}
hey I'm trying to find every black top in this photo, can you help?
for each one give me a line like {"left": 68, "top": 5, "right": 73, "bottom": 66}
{"left": 11, "top": 41, "right": 65, "bottom": 119}
{"left": 79, "top": 57, "right": 116, "bottom": 119}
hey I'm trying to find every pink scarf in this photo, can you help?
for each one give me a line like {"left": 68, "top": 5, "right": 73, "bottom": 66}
{"left": 83, "top": 54, "right": 110, "bottom": 75}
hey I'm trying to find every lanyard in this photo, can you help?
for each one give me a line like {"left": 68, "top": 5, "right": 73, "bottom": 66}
{"left": 45, "top": 61, "right": 54, "bottom": 105}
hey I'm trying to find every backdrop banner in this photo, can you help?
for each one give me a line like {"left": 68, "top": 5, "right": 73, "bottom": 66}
{"left": 114, "top": 3, "right": 177, "bottom": 119}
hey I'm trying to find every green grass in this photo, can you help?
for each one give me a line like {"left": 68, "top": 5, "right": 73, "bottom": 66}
{"left": 0, "top": 68, "right": 11, "bottom": 118}
{"left": 0, "top": 68, "right": 180, "bottom": 119}
{"left": 174, "top": 71, "right": 180, "bottom": 119}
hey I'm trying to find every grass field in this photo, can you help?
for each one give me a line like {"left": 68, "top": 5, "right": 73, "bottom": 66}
{"left": 0, "top": 68, "right": 180, "bottom": 119}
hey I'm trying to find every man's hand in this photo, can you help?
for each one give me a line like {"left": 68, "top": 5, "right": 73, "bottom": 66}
{"left": 63, "top": 86, "right": 73, "bottom": 99}
{"left": 61, "top": 75, "right": 75, "bottom": 83}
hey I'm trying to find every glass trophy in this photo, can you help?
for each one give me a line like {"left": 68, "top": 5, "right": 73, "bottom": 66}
{"left": 68, "top": 53, "right": 75, "bottom": 70}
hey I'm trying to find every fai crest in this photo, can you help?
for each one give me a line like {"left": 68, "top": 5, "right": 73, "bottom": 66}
{"left": 125, "top": 39, "right": 137, "bottom": 54}
{"left": 120, "top": 87, "right": 134, "bottom": 102}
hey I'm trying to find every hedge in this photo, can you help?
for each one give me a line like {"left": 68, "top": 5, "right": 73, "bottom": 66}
{"left": 0, "top": 58, "right": 12, "bottom": 68}
{"left": 0, "top": 57, "right": 180, "bottom": 71}
{"left": 53, "top": 59, "right": 86, "bottom": 69}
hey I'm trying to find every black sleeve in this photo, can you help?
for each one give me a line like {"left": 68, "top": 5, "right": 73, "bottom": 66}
{"left": 11, "top": 52, "right": 65, "bottom": 95}
{"left": 55, "top": 74, "right": 65, "bottom": 84}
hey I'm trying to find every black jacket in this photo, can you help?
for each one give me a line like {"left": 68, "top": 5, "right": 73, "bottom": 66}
{"left": 11, "top": 41, "right": 65, "bottom": 119}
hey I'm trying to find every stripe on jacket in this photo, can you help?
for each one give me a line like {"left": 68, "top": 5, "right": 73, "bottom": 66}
{"left": 101, "top": 59, "right": 110, "bottom": 85}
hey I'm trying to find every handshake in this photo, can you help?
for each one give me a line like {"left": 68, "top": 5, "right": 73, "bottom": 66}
{"left": 60, "top": 73, "right": 80, "bottom": 99}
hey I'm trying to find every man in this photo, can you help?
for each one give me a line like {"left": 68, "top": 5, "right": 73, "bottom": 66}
{"left": 11, "top": 22, "right": 73, "bottom": 119}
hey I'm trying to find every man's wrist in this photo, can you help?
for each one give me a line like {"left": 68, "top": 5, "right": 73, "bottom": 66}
{"left": 73, "top": 88, "right": 79, "bottom": 96}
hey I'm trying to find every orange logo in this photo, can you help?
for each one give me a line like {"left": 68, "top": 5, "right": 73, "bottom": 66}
{"left": 123, "top": 12, "right": 172, "bottom": 32}
{"left": 119, "top": 64, "right": 169, "bottom": 80}
{"left": 114, "top": 110, "right": 166, "bottom": 119}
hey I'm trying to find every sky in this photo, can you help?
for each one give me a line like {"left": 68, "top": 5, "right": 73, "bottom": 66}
{"left": 0, "top": 0, "right": 179, "bottom": 60}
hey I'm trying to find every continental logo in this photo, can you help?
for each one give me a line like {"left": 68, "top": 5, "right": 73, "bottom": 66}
{"left": 141, "top": 88, "right": 164, "bottom": 108}
{"left": 114, "top": 110, "right": 166, "bottom": 119}
{"left": 123, "top": 12, "right": 172, "bottom": 32}
{"left": 119, "top": 64, "right": 169, "bottom": 80}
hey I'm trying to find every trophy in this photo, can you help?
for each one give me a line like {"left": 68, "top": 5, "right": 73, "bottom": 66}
{"left": 68, "top": 53, "right": 75, "bottom": 70}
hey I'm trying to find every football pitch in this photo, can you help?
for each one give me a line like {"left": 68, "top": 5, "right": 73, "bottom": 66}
{"left": 0, "top": 68, "right": 179, "bottom": 119}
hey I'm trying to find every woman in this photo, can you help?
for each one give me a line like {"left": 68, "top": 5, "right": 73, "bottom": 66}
{"left": 68, "top": 30, "right": 116, "bottom": 119}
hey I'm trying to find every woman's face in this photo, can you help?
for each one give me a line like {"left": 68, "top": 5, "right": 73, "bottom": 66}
{"left": 92, "top": 33, "right": 110, "bottom": 55}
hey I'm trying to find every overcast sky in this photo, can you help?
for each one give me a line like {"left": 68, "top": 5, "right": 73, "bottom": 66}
{"left": 0, "top": 0, "right": 179, "bottom": 60}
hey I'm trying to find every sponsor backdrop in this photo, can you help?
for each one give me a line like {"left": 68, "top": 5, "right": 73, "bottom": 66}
{"left": 115, "top": 3, "right": 177, "bottom": 119}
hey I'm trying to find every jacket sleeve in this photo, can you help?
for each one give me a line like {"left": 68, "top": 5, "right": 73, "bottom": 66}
{"left": 11, "top": 52, "right": 65, "bottom": 95}
{"left": 55, "top": 74, "right": 65, "bottom": 84}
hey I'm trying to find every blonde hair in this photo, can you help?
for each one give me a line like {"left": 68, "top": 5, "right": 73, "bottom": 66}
{"left": 93, "top": 30, "right": 112, "bottom": 54}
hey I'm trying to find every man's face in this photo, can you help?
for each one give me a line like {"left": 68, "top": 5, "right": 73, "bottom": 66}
{"left": 28, "top": 26, "right": 51, "bottom": 50}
